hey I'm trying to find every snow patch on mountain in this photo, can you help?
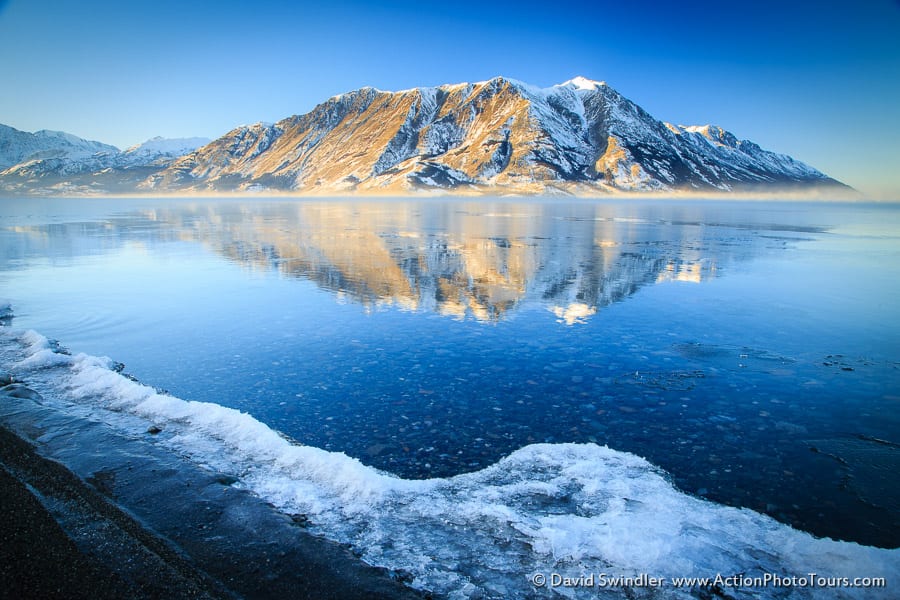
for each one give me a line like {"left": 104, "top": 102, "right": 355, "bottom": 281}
{"left": 557, "top": 76, "right": 607, "bottom": 91}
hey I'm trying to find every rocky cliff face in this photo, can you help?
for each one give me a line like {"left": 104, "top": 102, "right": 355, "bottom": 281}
{"left": 142, "top": 76, "right": 842, "bottom": 195}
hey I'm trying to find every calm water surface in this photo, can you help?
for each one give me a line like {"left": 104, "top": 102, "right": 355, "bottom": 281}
{"left": 2, "top": 197, "right": 898, "bottom": 547}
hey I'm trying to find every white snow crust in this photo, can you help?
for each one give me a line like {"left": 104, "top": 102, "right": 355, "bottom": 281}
{"left": 1, "top": 327, "right": 896, "bottom": 599}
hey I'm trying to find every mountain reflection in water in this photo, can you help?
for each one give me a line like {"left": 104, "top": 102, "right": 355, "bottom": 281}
{"left": 105, "top": 201, "right": 765, "bottom": 322}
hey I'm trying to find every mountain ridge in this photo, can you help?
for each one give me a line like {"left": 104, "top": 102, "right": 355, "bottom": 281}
{"left": 1, "top": 77, "right": 850, "bottom": 196}
{"left": 0, "top": 126, "right": 210, "bottom": 195}
{"left": 0, "top": 124, "right": 118, "bottom": 170}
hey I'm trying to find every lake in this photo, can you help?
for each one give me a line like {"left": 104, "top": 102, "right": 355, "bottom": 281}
{"left": 1, "top": 196, "right": 898, "bottom": 597}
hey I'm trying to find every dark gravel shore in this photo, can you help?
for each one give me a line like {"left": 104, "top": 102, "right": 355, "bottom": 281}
{"left": 0, "top": 422, "right": 228, "bottom": 599}
{"left": 0, "top": 382, "right": 424, "bottom": 600}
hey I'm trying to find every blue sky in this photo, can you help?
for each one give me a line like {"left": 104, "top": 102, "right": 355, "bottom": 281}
{"left": 0, "top": 0, "right": 898, "bottom": 197}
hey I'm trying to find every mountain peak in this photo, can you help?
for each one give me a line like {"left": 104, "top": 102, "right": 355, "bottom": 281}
{"left": 123, "top": 136, "right": 211, "bottom": 156}
{"left": 481, "top": 75, "right": 526, "bottom": 86}
{"left": 558, "top": 76, "right": 606, "bottom": 91}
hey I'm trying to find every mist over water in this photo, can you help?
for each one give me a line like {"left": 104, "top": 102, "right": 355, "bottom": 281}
{"left": 1, "top": 197, "right": 899, "bottom": 554}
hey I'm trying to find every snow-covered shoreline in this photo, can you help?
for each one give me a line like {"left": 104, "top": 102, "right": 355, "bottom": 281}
{"left": 2, "top": 322, "right": 897, "bottom": 599}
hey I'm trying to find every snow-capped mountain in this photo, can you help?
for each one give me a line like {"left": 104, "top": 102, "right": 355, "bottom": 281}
{"left": 142, "top": 76, "right": 845, "bottom": 195}
{"left": 0, "top": 124, "right": 118, "bottom": 169}
{"left": 118, "top": 136, "right": 212, "bottom": 167}
{"left": 1, "top": 78, "right": 846, "bottom": 196}
{"left": 0, "top": 127, "right": 209, "bottom": 195}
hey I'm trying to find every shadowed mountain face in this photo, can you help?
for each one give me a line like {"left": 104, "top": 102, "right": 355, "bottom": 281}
{"left": 143, "top": 77, "right": 844, "bottom": 195}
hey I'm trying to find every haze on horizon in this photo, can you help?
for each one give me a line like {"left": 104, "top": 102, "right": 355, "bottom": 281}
{"left": 0, "top": 0, "right": 898, "bottom": 199}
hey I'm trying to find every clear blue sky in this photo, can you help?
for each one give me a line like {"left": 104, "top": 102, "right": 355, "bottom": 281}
{"left": 1, "top": 0, "right": 898, "bottom": 197}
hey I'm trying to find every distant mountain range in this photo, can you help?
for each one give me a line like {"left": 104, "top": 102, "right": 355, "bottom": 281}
{"left": 0, "top": 124, "right": 210, "bottom": 195}
{"left": 1, "top": 77, "right": 848, "bottom": 196}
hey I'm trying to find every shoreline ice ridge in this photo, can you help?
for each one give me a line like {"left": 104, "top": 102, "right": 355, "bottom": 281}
{"left": 1, "top": 325, "right": 897, "bottom": 599}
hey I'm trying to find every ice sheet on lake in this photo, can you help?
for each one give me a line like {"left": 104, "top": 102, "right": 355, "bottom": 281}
{"left": 2, "top": 327, "right": 897, "bottom": 599}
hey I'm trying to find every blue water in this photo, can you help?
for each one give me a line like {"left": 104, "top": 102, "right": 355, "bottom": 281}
{"left": 1, "top": 197, "right": 899, "bottom": 547}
